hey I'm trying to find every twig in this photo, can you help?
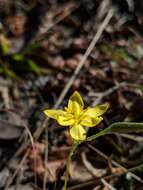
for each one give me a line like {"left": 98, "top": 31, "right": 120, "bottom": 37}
{"left": 35, "top": 2, "right": 81, "bottom": 43}
{"left": 87, "top": 143, "right": 143, "bottom": 184}
{"left": 67, "top": 174, "right": 117, "bottom": 190}
{"left": 92, "top": 186, "right": 100, "bottom": 190}
{"left": 4, "top": 123, "right": 35, "bottom": 190}
{"left": 4, "top": 151, "right": 29, "bottom": 190}
{"left": 89, "top": 81, "right": 143, "bottom": 106}
{"left": 54, "top": 6, "right": 115, "bottom": 109}
{"left": 81, "top": 152, "right": 106, "bottom": 177}
{"left": 119, "top": 133, "right": 143, "bottom": 142}
{"left": 92, "top": 82, "right": 126, "bottom": 106}
{"left": 101, "top": 178, "right": 117, "bottom": 190}
{"left": 67, "top": 152, "right": 143, "bottom": 190}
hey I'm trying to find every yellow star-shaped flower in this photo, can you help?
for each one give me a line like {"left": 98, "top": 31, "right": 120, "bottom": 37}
{"left": 44, "top": 91, "right": 109, "bottom": 141}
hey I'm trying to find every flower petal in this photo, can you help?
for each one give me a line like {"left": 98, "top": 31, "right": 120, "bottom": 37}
{"left": 57, "top": 116, "right": 75, "bottom": 126}
{"left": 44, "top": 109, "right": 70, "bottom": 120}
{"left": 83, "top": 103, "right": 109, "bottom": 118}
{"left": 67, "top": 91, "right": 84, "bottom": 115}
{"left": 69, "top": 124, "right": 86, "bottom": 141}
{"left": 70, "top": 91, "right": 84, "bottom": 107}
{"left": 80, "top": 116, "right": 103, "bottom": 127}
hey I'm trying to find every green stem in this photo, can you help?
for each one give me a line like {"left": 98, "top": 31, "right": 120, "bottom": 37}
{"left": 62, "top": 142, "right": 78, "bottom": 190}
{"left": 53, "top": 179, "right": 57, "bottom": 190}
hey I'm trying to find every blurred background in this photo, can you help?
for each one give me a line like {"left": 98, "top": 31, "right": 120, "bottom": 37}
{"left": 0, "top": 0, "right": 143, "bottom": 189}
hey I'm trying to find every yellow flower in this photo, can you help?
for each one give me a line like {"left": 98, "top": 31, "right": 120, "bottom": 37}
{"left": 44, "top": 91, "right": 109, "bottom": 141}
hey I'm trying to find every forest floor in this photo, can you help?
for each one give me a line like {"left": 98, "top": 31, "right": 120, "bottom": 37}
{"left": 0, "top": 0, "right": 143, "bottom": 190}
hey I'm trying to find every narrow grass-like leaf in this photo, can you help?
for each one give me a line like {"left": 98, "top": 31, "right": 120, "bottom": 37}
{"left": 86, "top": 122, "right": 143, "bottom": 142}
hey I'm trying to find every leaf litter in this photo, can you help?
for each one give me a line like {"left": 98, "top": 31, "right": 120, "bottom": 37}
{"left": 0, "top": 0, "right": 143, "bottom": 189}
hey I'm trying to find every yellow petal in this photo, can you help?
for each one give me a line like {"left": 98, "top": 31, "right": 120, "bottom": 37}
{"left": 67, "top": 91, "right": 84, "bottom": 115}
{"left": 69, "top": 124, "right": 86, "bottom": 141}
{"left": 57, "top": 116, "right": 75, "bottom": 126}
{"left": 44, "top": 109, "right": 70, "bottom": 120}
{"left": 69, "top": 91, "right": 84, "bottom": 107}
{"left": 80, "top": 116, "right": 103, "bottom": 127}
{"left": 83, "top": 103, "right": 109, "bottom": 118}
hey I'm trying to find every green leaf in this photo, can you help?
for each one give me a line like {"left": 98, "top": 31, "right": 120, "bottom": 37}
{"left": 1, "top": 43, "right": 9, "bottom": 54}
{"left": 13, "top": 54, "right": 24, "bottom": 61}
{"left": 27, "top": 60, "right": 41, "bottom": 75}
{"left": 86, "top": 122, "right": 143, "bottom": 142}
{"left": 5, "top": 68, "right": 18, "bottom": 79}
